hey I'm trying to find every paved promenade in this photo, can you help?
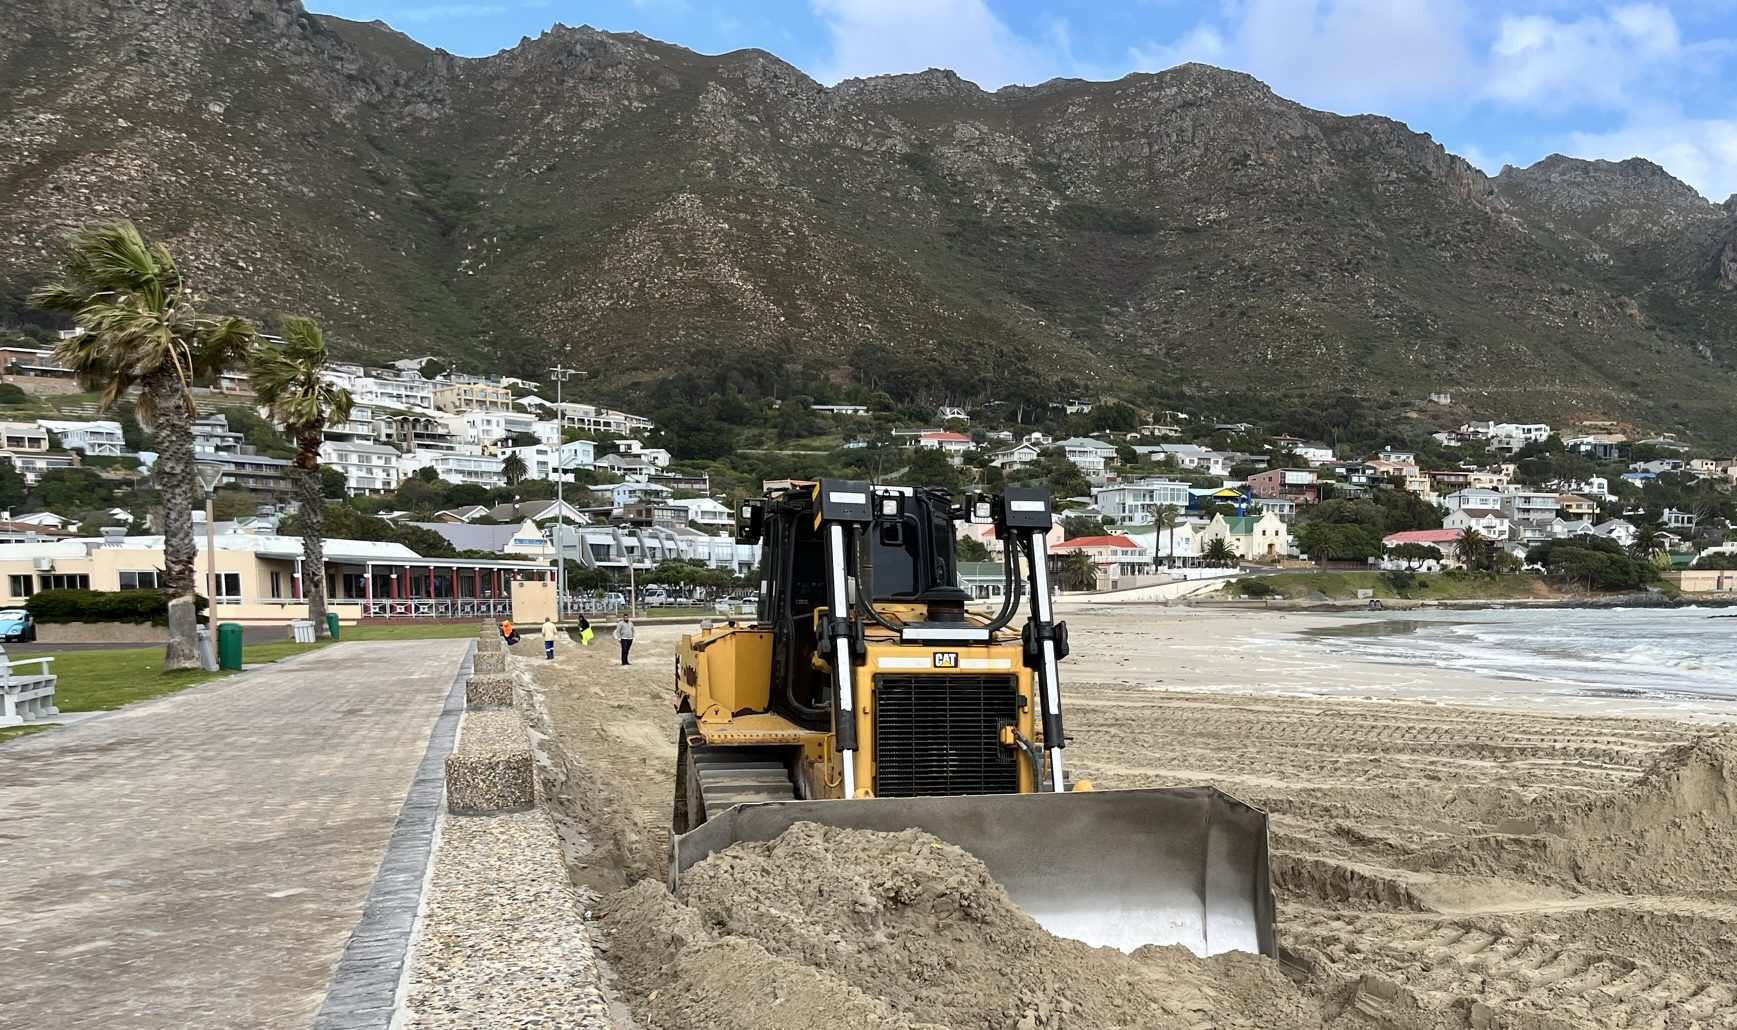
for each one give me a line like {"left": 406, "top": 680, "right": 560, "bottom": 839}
{"left": 0, "top": 639, "right": 470, "bottom": 1030}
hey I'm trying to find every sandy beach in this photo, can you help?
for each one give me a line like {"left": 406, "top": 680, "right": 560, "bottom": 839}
{"left": 527, "top": 610, "right": 1737, "bottom": 1029}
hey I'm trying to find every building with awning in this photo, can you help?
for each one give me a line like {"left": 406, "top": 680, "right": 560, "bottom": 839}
{"left": 0, "top": 529, "right": 550, "bottom": 625}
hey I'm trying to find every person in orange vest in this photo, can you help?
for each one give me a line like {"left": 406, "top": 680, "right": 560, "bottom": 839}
{"left": 499, "top": 618, "right": 520, "bottom": 645}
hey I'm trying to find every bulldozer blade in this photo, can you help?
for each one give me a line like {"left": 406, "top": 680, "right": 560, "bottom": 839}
{"left": 669, "top": 785, "right": 1275, "bottom": 958}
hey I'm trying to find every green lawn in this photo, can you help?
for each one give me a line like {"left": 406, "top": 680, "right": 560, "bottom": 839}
{"left": 0, "top": 622, "right": 478, "bottom": 744}
{"left": 1239, "top": 570, "right": 1555, "bottom": 601}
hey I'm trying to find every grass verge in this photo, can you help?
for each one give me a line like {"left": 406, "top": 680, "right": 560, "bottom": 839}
{"left": 0, "top": 622, "right": 477, "bottom": 745}
{"left": 1238, "top": 570, "right": 1557, "bottom": 601}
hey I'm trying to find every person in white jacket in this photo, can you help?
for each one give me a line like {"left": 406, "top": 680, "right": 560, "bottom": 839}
{"left": 541, "top": 617, "right": 557, "bottom": 660}
{"left": 613, "top": 617, "right": 635, "bottom": 666}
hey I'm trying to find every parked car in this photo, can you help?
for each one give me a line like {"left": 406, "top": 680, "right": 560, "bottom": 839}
{"left": 601, "top": 592, "right": 626, "bottom": 609}
{"left": 0, "top": 608, "right": 36, "bottom": 643}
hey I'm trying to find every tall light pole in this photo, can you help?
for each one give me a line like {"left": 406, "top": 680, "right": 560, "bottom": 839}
{"left": 195, "top": 462, "right": 226, "bottom": 623}
{"left": 547, "top": 366, "right": 586, "bottom": 613}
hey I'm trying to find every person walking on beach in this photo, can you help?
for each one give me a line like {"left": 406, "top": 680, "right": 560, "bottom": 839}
{"left": 614, "top": 616, "right": 635, "bottom": 666}
{"left": 541, "top": 616, "right": 557, "bottom": 660}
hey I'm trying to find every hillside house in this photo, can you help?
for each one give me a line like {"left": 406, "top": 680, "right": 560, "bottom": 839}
{"left": 915, "top": 431, "right": 973, "bottom": 464}
{"left": 1092, "top": 479, "right": 1191, "bottom": 524}
{"left": 1054, "top": 534, "right": 1151, "bottom": 584}
{"left": 1443, "top": 508, "right": 1511, "bottom": 540}
{"left": 1247, "top": 467, "right": 1321, "bottom": 504}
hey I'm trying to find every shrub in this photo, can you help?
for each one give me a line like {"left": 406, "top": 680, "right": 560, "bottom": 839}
{"left": 0, "top": 382, "right": 29, "bottom": 405}
{"left": 1236, "top": 578, "right": 1278, "bottom": 598}
{"left": 23, "top": 588, "right": 202, "bottom": 624}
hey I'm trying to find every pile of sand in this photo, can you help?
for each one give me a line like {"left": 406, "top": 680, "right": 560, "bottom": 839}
{"left": 1559, "top": 733, "right": 1737, "bottom": 892}
{"left": 602, "top": 822, "right": 1319, "bottom": 1030}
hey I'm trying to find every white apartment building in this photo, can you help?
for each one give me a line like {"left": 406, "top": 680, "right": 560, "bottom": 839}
{"left": 559, "top": 439, "right": 597, "bottom": 471}
{"left": 461, "top": 409, "right": 540, "bottom": 447}
{"left": 545, "top": 402, "right": 652, "bottom": 435}
{"left": 1501, "top": 489, "right": 1560, "bottom": 523}
{"left": 320, "top": 440, "right": 404, "bottom": 495}
{"left": 500, "top": 444, "right": 558, "bottom": 481}
{"left": 332, "top": 373, "right": 435, "bottom": 411}
{"left": 1441, "top": 488, "right": 1503, "bottom": 512}
{"left": 399, "top": 449, "right": 504, "bottom": 487}
{"left": 1443, "top": 507, "right": 1512, "bottom": 540}
{"left": 5, "top": 453, "right": 79, "bottom": 486}
{"left": 668, "top": 497, "right": 733, "bottom": 528}
{"left": 1489, "top": 423, "right": 1553, "bottom": 455}
{"left": 38, "top": 419, "right": 126, "bottom": 456}
{"left": 192, "top": 414, "right": 247, "bottom": 455}
{"left": 0, "top": 422, "right": 50, "bottom": 454}
{"left": 324, "top": 403, "right": 377, "bottom": 444}
{"left": 1092, "top": 479, "right": 1192, "bottom": 524}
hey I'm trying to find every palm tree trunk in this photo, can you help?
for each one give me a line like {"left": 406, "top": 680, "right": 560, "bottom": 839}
{"left": 150, "top": 372, "right": 201, "bottom": 671}
{"left": 294, "top": 430, "right": 330, "bottom": 637}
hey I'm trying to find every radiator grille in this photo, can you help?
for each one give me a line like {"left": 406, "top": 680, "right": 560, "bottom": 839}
{"left": 873, "top": 674, "right": 1020, "bottom": 798}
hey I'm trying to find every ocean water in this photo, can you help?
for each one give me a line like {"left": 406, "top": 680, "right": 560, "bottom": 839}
{"left": 1309, "top": 607, "right": 1737, "bottom": 702}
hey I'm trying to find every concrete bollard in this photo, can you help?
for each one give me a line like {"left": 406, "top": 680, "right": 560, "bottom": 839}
{"left": 471, "top": 650, "right": 506, "bottom": 675}
{"left": 445, "top": 711, "right": 534, "bottom": 813}
{"left": 465, "top": 673, "right": 514, "bottom": 709}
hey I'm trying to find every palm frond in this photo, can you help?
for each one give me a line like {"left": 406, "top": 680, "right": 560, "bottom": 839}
{"left": 250, "top": 315, "right": 349, "bottom": 433}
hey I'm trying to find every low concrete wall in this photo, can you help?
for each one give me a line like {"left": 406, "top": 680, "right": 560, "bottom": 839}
{"left": 34, "top": 622, "right": 166, "bottom": 645}
{"left": 464, "top": 673, "right": 514, "bottom": 709}
{"left": 445, "top": 710, "right": 534, "bottom": 813}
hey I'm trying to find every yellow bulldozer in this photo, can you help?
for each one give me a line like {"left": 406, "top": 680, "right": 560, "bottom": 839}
{"left": 669, "top": 479, "right": 1275, "bottom": 957}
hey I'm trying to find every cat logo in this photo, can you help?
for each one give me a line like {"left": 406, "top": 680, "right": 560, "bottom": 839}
{"left": 933, "top": 652, "right": 960, "bottom": 669}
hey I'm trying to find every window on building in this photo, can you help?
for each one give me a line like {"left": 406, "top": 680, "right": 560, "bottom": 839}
{"left": 269, "top": 571, "right": 283, "bottom": 599}
{"left": 214, "top": 572, "right": 241, "bottom": 601}
{"left": 8, "top": 574, "right": 33, "bottom": 598}
{"left": 341, "top": 573, "right": 366, "bottom": 599}
{"left": 38, "top": 574, "right": 91, "bottom": 591}
{"left": 118, "top": 570, "right": 162, "bottom": 591}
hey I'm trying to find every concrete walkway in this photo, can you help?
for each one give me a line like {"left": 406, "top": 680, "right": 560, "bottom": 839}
{"left": 0, "top": 639, "right": 470, "bottom": 1030}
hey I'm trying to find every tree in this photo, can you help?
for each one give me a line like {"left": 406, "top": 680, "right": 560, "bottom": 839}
{"left": 501, "top": 452, "right": 528, "bottom": 485}
{"left": 1692, "top": 552, "right": 1737, "bottom": 570}
{"left": 1526, "top": 536, "right": 1657, "bottom": 591}
{"left": 30, "top": 222, "right": 253, "bottom": 669}
{"left": 415, "top": 466, "right": 440, "bottom": 483}
{"left": 957, "top": 535, "right": 992, "bottom": 562}
{"left": 1154, "top": 504, "right": 1181, "bottom": 568}
{"left": 320, "top": 464, "right": 348, "bottom": 499}
{"left": 1203, "top": 537, "right": 1237, "bottom": 567}
{"left": 1454, "top": 528, "right": 1487, "bottom": 569}
{"left": 1060, "top": 514, "right": 1107, "bottom": 539}
{"left": 1388, "top": 542, "right": 1443, "bottom": 569}
{"left": 249, "top": 317, "right": 353, "bottom": 637}
{"left": 211, "top": 488, "right": 257, "bottom": 521}
{"left": 1056, "top": 550, "right": 1100, "bottom": 591}
{"left": 1294, "top": 521, "right": 1380, "bottom": 564}
{"left": 899, "top": 447, "right": 966, "bottom": 493}
{"left": 0, "top": 461, "right": 26, "bottom": 511}
{"left": 1628, "top": 524, "right": 1666, "bottom": 560}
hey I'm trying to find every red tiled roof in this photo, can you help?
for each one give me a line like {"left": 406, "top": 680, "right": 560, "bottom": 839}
{"left": 921, "top": 432, "right": 971, "bottom": 442}
{"left": 0, "top": 520, "right": 77, "bottom": 537}
{"left": 1058, "top": 534, "right": 1140, "bottom": 550}
{"left": 1382, "top": 528, "right": 1462, "bottom": 546}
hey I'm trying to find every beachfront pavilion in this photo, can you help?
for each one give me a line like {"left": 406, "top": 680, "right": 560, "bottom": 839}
{"left": 0, "top": 531, "right": 553, "bottom": 625}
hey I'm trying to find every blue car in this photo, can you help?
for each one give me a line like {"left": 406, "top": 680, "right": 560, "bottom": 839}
{"left": 0, "top": 608, "right": 36, "bottom": 643}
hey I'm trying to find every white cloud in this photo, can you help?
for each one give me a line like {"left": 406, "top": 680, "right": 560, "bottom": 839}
{"left": 1222, "top": 0, "right": 1478, "bottom": 110}
{"left": 809, "top": 0, "right": 1065, "bottom": 87}
{"left": 1484, "top": 3, "right": 1681, "bottom": 110}
{"left": 1127, "top": 23, "right": 1229, "bottom": 72}
{"left": 1563, "top": 116, "right": 1737, "bottom": 201}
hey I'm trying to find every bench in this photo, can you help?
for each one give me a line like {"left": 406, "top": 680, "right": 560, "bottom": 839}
{"left": 0, "top": 645, "right": 57, "bottom": 727}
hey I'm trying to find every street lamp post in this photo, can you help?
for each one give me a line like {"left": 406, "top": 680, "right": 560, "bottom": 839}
{"left": 194, "top": 462, "right": 226, "bottom": 623}
{"left": 547, "top": 365, "right": 586, "bottom": 614}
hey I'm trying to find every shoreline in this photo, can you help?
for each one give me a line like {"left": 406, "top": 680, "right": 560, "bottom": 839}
{"left": 1058, "top": 605, "right": 1736, "bottom": 725}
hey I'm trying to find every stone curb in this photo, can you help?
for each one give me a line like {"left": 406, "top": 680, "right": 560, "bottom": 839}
{"left": 445, "top": 711, "right": 534, "bottom": 813}
{"left": 464, "top": 673, "right": 514, "bottom": 709}
{"left": 470, "top": 650, "right": 506, "bottom": 675}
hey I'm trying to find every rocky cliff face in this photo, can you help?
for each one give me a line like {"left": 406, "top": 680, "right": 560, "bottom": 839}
{"left": 4, "top": 0, "right": 1736, "bottom": 437}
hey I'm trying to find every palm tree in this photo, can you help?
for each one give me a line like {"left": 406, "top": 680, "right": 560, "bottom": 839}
{"left": 250, "top": 317, "right": 353, "bottom": 638}
{"left": 31, "top": 222, "right": 253, "bottom": 670}
{"left": 1203, "top": 538, "right": 1236, "bottom": 567}
{"left": 1154, "top": 503, "right": 1181, "bottom": 568}
{"left": 1056, "top": 550, "right": 1100, "bottom": 592}
{"left": 501, "top": 452, "right": 528, "bottom": 485}
{"left": 1628, "top": 524, "right": 1666, "bottom": 560}
{"left": 1454, "top": 527, "right": 1486, "bottom": 569}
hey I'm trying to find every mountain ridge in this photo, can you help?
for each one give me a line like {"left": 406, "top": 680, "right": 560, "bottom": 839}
{"left": 3, "top": 0, "right": 1734, "bottom": 440}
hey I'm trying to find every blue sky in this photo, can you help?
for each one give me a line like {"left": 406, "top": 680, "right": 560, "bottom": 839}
{"left": 307, "top": 0, "right": 1737, "bottom": 201}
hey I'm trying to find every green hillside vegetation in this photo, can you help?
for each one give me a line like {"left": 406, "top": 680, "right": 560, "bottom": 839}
{"left": 1231, "top": 571, "right": 1556, "bottom": 601}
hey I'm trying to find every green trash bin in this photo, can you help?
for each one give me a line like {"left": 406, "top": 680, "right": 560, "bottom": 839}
{"left": 325, "top": 611, "right": 340, "bottom": 641}
{"left": 217, "top": 622, "right": 244, "bottom": 671}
